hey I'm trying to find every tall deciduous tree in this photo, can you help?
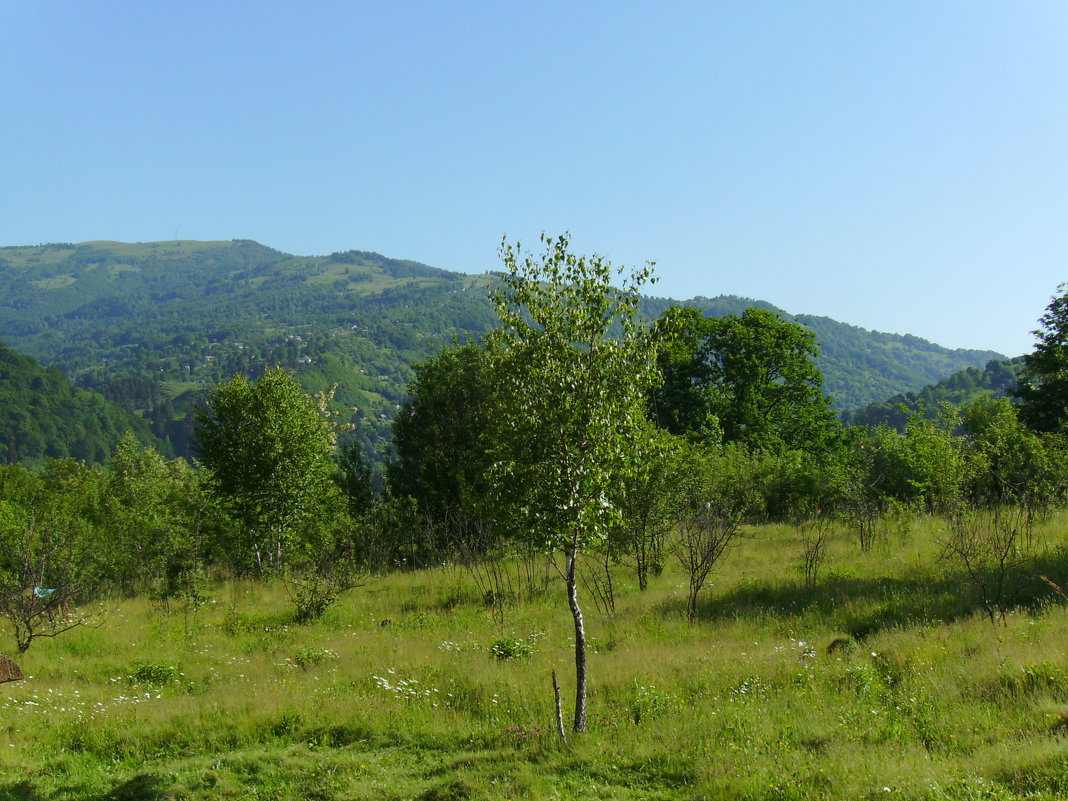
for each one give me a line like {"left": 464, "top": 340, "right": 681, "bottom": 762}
{"left": 103, "top": 433, "right": 221, "bottom": 600}
{"left": 387, "top": 343, "right": 497, "bottom": 564}
{"left": 335, "top": 440, "right": 375, "bottom": 518}
{"left": 962, "top": 397, "right": 1063, "bottom": 509}
{"left": 653, "top": 305, "right": 838, "bottom": 453}
{"left": 649, "top": 306, "right": 718, "bottom": 439}
{"left": 1017, "top": 285, "right": 1068, "bottom": 433}
{"left": 193, "top": 367, "right": 340, "bottom": 573}
{"left": 487, "top": 233, "right": 661, "bottom": 733}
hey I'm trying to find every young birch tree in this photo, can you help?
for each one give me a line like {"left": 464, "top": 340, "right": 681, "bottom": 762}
{"left": 487, "top": 233, "right": 660, "bottom": 733}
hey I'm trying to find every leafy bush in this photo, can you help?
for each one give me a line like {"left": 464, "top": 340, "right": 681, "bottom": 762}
{"left": 292, "top": 646, "right": 337, "bottom": 669}
{"left": 129, "top": 661, "right": 179, "bottom": 685}
{"left": 630, "top": 683, "right": 680, "bottom": 724}
{"left": 489, "top": 636, "right": 536, "bottom": 660}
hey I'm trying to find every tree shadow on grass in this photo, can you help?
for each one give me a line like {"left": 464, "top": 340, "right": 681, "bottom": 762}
{"left": 91, "top": 773, "right": 169, "bottom": 801}
{"left": 0, "top": 781, "right": 47, "bottom": 801}
{"left": 0, "top": 776, "right": 170, "bottom": 801}
{"left": 664, "top": 548, "right": 1068, "bottom": 639}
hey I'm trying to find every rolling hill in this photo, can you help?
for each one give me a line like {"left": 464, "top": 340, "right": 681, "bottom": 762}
{"left": 0, "top": 239, "right": 1005, "bottom": 460}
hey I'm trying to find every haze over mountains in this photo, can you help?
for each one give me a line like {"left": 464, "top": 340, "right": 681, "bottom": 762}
{"left": 0, "top": 239, "right": 1005, "bottom": 462}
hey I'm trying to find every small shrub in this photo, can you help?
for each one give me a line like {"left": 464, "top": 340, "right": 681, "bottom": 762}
{"left": 177, "top": 568, "right": 211, "bottom": 613}
{"left": 490, "top": 635, "right": 536, "bottom": 660}
{"left": 826, "top": 566, "right": 859, "bottom": 582}
{"left": 270, "top": 712, "right": 302, "bottom": 737}
{"left": 223, "top": 610, "right": 256, "bottom": 635}
{"left": 287, "top": 565, "right": 365, "bottom": 625}
{"left": 292, "top": 646, "right": 337, "bottom": 669}
{"left": 630, "top": 683, "right": 679, "bottom": 724}
{"left": 129, "top": 661, "right": 179, "bottom": 685}
{"left": 291, "top": 578, "right": 338, "bottom": 625}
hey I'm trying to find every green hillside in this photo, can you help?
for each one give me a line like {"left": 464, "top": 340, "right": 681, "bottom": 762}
{"left": 842, "top": 357, "right": 1026, "bottom": 430}
{"left": 0, "top": 240, "right": 497, "bottom": 460}
{"left": 0, "top": 240, "right": 1004, "bottom": 461}
{"left": 0, "top": 340, "right": 160, "bottom": 464}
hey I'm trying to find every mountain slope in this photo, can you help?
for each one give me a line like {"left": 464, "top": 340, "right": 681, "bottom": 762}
{"left": 841, "top": 358, "right": 1025, "bottom": 430}
{"left": 0, "top": 240, "right": 1004, "bottom": 460}
{"left": 0, "top": 340, "right": 161, "bottom": 464}
{"left": 0, "top": 240, "right": 497, "bottom": 459}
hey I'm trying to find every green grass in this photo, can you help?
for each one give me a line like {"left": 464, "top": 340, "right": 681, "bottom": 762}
{"left": 162, "top": 382, "right": 207, "bottom": 399}
{"left": 30, "top": 276, "right": 77, "bottom": 290}
{"left": 3, "top": 515, "right": 1068, "bottom": 799}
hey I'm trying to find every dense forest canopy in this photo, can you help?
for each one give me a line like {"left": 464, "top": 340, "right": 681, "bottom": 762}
{"left": 842, "top": 357, "right": 1026, "bottom": 430}
{"left": 0, "top": 340, "right": 158, "bottom": 464}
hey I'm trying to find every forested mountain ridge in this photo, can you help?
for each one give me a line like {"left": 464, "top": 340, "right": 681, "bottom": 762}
{"left": 793, "top": 313, "right": 1005, "bottom": 411}
{"left": 0, "top": 340, "right": 159, "bottom": 464}
{"left": 0, "top": 239, "right": 1003, "bottom": 459}
{"left": 841, "top": 357, "right": 1025, "bottom": 430}
{"left": 0, "top": 240, "right": 497, "bottom": 459}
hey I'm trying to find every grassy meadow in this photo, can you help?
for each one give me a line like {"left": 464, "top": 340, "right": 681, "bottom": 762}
{"left": 3, "top": 515, "right": 1068, "bottom": 800}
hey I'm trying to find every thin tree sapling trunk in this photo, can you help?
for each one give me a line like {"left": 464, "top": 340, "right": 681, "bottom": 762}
{"left": 566, "top": 545, "right": 588, "bottom": 733}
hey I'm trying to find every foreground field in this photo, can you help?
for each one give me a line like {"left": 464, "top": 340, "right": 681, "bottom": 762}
{"left": 3, "top": 515, "right": 1068, "bottom": 800}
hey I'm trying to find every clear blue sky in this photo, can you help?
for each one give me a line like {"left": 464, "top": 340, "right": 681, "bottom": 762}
{"left": 3, "top": 2, "right": 1066, "bottom": 357}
